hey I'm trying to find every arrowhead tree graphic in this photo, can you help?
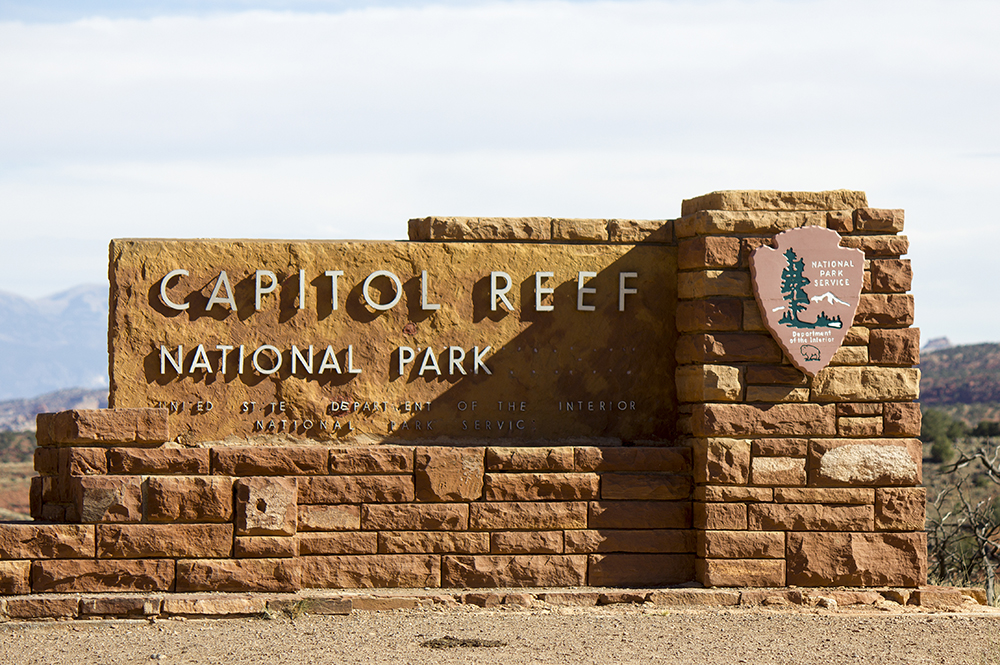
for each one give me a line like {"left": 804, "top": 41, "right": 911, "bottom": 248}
{"left": 779, "top": 247, "right": 811, "bottom": 327}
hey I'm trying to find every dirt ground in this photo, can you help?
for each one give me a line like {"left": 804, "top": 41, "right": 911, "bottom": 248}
{"left": 4, "top": 603, "right": 1000, "bottom": 665}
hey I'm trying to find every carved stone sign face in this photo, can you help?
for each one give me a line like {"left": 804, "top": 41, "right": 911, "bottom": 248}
{"left": 108, "top": 239, "right": 677, "bottom": 444}
{"left": 749, "top": 226, "right": 864, "bottom": 376}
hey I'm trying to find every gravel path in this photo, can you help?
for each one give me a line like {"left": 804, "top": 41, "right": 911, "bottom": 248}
{"left": 4, "top": 604, "right": 1000, "bottom": 665}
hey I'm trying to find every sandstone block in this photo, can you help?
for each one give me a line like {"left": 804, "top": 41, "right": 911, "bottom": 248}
{"left": 329, "top": 446, "right": 414, "bottom": 474}
{"left": 5, "top": 597, "right": 80, "bottom": 619}
{"left": 268, "top": 597, "right": 352, "bottom": 615}
{"left": 678, "top": 270, "right": 750, "bottom": 299}
{"left": 883, "top": 402, "right": 922, "bottom": 436}
{"left": 773, "top": 488, "right": 874, "bottom": 504}
{"left": 870, "top": 328, "right": 920, "bottom": 366}
{"left": 830, "top": 345, "right": 869, "bottom": 366}
{"left": 694, "top": 503, "right": 747, "bottom": 530}
{"left": 855, "top": 294, "right": 915, "bottom": 327}
{"left": 97, "top": 524, "right": 233, "bottom": 558}
{"left": 909, "top": 587, "right": 964, "bottom": 608}
{"left": 589, "top": 501, "right": 692, "bottom": 529}
{"left": 0, "top": 524, "right": 94, "bottom": 559}
{"left": 588, "top": 553, "right": 695, "bottom": 586}
{"left": 751, "top": 438, "right": 807, "bottom": 457}
{"left": 748, "top": 503, "right": 873, "bottom": 531}
{"left": 164, "top": 596, "right": 267, "bottom": 616}
{"left": 840, "top": 234, "right": 909, "bottom": 258}
{"left": 648, "top": 588, "right": 741, "bottom": 606}
{"left": 693, "top": 486, "right": 773, "bottom": 502}
{"left": 750, "top": 457, "right": 806, "bottom": 486}
{"left": 484, "top": 472, "right": 599, "bottom": 501}
{"left": 297, "top": 504, "right": 361, "bottom": 531}
{"left": 32, "top": 559, "right": 175, "bottom": 593}
{"left": 677, "top": 236, "right": 742, "bottom": 269}
{"left": 606, "top": 219, "right": 673, "bottom": 243}
{"left": 60, "top": 447, "right": 108, "bottom": 476}
{"left": 601, "top": 473, "right": 692, "bottom": 501}
{"left": 147, "top": 475, "right": 234, "bottom": 523}
{"left": 838, "top": 416, "right": 883, "bottom": 437}
{"left": 744, "top": 365, "right": 807, "bottom": 386}
{"left": 212, "top": 446, "right": 327, "bottom": 476}
{"left": 871, "top": 258, "right": 912, "bottom": 293}
{"left": 574, "top": 446, "right": 691, "bottom": 473}
{"left": 537, "top": 591, "right": 599, "bottom": 606}
{"left": 598, "top": 591, "right": 648, "bottom": 605}
{"left": 442, "top": 554, "right": 586, "bottom": 588}
{"left": 845, "top": 326, "right": 870, "bottom": 345}
{"left": 680, "top": 190, "right": 867, "bottom": 215}
{"left": 415, "top": 447, "right": 484, "bottom": 502}
{"left": 236, "top": 477, "right": 297, "bottom": 536}
{"left": 696, "top": 558, "right": 786, "bottom": 587}
{"left": 34, "top": 447, "right": 60, "bottom": 474}
{"left": 490, "top": 531, "right": 564, "bottom": 554}
{"left": 379, "top": 531, "right": 489, "bottom": 554}
{"left": 551, "top": 218, "right": 607, "bottom": 241}
{"left": 408, "top": 216, "right": 551, "bottom": 241}
{"left": 676, "top": 364, "right": 743, "bottom": 402}
{"left": 107, "top": 447, "right": 210, "bottom": 474}
{"left": 298, "top": 475, "right": 414, "bottom": 504}
{"left": 42, "top": 408, "right": 168, "bottom": 444}
{"left": 80, "top": 596, "right": 162, "bottom": 617}
{"left": 675, "top": 299, "right": 742, "bottom": 332}
{"left": 826, "top": 210, "right": 853, "bottom": 233}
{"left": 676, "top": 333, "right": 782, "bottom": 364}
{"left": 744, "top": 386, "right": 810, "bottom": 402}
{"left": 742, "top": 300, "right": 766, "bottom": 331}
{"left": 809, "top": 439, "right": 922, "bottom": 486}
{"left": 297, "top": 532, "right": 377, "bottom": 555}
{"left": 693, "top": 403, "right": 836, "bottom": 437}
{"left": 811, "top": 367, "right": 920, "bottom": 402}
{"left": 692, "top": 437, "right": 751, "bottom": 484}
{"left": 786, "top": 531, "right": 926, "bottom": 587}
{"left": 0, "top": 560, "right": 30, "bottom": 595}
{"left": 363, "top": 503, "right": 469, "bottom": 531}
{"left": 564, "top": 529, "right": 694, "bottom": 554}
{"left": 697, "top": 530, "right": 784, "bottom": 559}
{"left": 674, "top": 209, "right": 828, "bottom": 237}
{"left": 838, "top": 402, "right": 883, "bottom": 416}
{"left": 235, "top": 536, "right": 297, "bottom": 558}
{"left": 177, "top": 558, "right": 301, "bottom": 592}
{"left": 301, "top": 554, "right": 440, "bottom": 588}
{"left": 486, "top": 446, "right": 574, "bottom": 472}
{"left": 74, "top": 476, "right": 142, "bottom": 523}
{"left": 876, "top": 487, "right": 926, "bottom": 531}
{"left": 854, "top": 207, "right": 904, "bottom": 233}
{"left": 470, "top": 502, "right": 587, "bottom": 530}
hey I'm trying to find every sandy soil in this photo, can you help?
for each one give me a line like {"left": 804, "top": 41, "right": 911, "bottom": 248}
{"left": 4, "top": 603, "right": 1000, "bottom": 665}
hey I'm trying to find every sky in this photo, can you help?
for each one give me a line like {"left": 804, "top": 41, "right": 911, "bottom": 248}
{"left": 0, "top": 0, "right": 998, "bottom": 345}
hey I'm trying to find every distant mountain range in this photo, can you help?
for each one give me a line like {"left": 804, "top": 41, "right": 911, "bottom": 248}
{"left": 920, "top": 342, "right": 1000, "bottom": 407}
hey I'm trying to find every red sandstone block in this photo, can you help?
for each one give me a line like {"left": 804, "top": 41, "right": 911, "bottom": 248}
{"left": 854, "top": 208, "right": 904, "bottom": 233}
{"left": 870, "top": 328, "right": 920, "bottom": 366}
{"left": 751, "top": 438, "right": 808, "bottom": 457}
{"left": 838, "top": 417, "right": 883, "bottom": 438}
{"left": 298, "top": 532, "right": 377, "bottom": 555}
{"left": 826, "top": 210, "right": 853, "bottom": 233}
{"left": 694, "top": 486, "right": 773, "bottom": 502}
{"left": 235, "top": 477, "right": 297, "bottom": 536}
{"left": 698, "top": 559, "right": 786, "bottom": 588}
{"left": 298, "top": 504, "right": 361, "bottom": 531}
{"left": 837, "top": 403, "right": 883, "bottom": 416}
{"left": 676, "top": 333, "right": 783, "bottom": 364}
{"left": 164, "top": 596, "right": 268, "bottom": 616}
{"left": 96, "top": 523, "right": 233, "bottom": 558}
{"left": 589, "top": 501, "right": 692, "bottom": 529}
{"left": 697, "top": 530, "right": 784, "bottom": 559}
{"left": 490, "top": 531, "right": 564, "bottom": 554}
{"left": 677, "top": 236, "right": 742, "bottom": 270}
{"left": 675, "top": 299, "right": 742, "bottom": 333}
{"left": 588, "top": 553, "right": 695, "bottom": 586}
{"left": 855, "top": 294, "right": 915, "bottom": 327}
{"left": 840, "top": 234, "right": 909, "bottom": 258}
{"left": 362, "top": 503, "right": 469, "bottom": 531}
{"left": 648, "top": 588, "right": 741, "bottom": 606}
{"left": 34, "top": 447, "right": 60, "bottom": 475}
{"left": 298, "top": 475, "right": 414, "bottom": 504}
{"left": 808, "top": 438, "right": 922, "bottom": 486}
{"left": 267, "top": 597, "right": 351, "bottom": 615}
{"left": 0, "top": 560, "right": 30, "bottom": 594}
{"left": 61, "top": 447, "right": 108, "bottom": 476}
{"left": 694, "top": 503, "right": 747, "bottom": 530}
{"left": 909, "top": 587, "right": 964, "bottom": 608}
{"left": 415, "top": 447, "right": 485, "bottom": 502}
{"left": 693, "top": 403, "right": 836, "bottom": 437}
{"left": 744, "top": 366, "right": 808, "bottom": 386}
{"left": 5, "top": 596, "right": 80, "bottom": 619}
{"left": 750, "top": 457, "right": 806, "bottom": 486}
{"left": 564, "top": 529, "right": 694, "bottom": 554}
{"left": 883, "top": 402, "right": 922, "bottom": 437}
{"left": 43, "top": 408, "right": 168, "bottom": 444}
{"left": 442, "top": 554, "right": 587, "bottom": 588}
{"left": 748, "top": 503, "right": 874, "bottom": 532}
{"left": 773, "top": 488, "right": 874, "bottom": 504}
{"left": 212, "top": 446, "right": 327, "bottom": 476}
{"left": 0, "top": 524, "right": 94, "bottom": 558}
{"left": 692, "top": 438, "right": 750, "bottom": 484}
{"left": 537, "top": 591, "right": 599, "bottom": 606}
{"left": 80, "top": 596, "right": 162, "bottom": 617}
{"left": 378, "top": 531, "right": 490, "bottom": 554}
{"left": 786, "top": 531, "right": 926, "bottom": 587}
{"left": 177, "top": 558, "right": 302, "bottom": 593}
{"left": 484, "top": 473, "right": 599, "bottom": 501}
{"left": 600, "top": 473, "right": 692, "bottom": 500}
{"left": 234, "top": 536, "right": 297, "bottom": 558}
{"left": 470, "top": 502, "right": 587, "bottom": 530}
{"left": 574, "top": 446, "right": 691, "bottom": 473}
{"left": 32, "top": 559, "right": 175, "bottom": 593}
{"left": 73, "top": 475, "right": 143, "bottom": 523}
{"left": 599, "top": 591, "right": 650, "bottom": 605}
{"left": 607, "top": 219, "right": 673, "bottom": 243}
{"left": 875, "top": 487, "right": 926, "bottom": 531}
{"left": 871, "top": 258, "right": 912, "bottom": 293}
{"left": 147, "top": 476, "right": 234, "bottom": 523}
{"left": 485, "top": 446, "right": 574, "bottom": 472}
{"left": 329, "top": 447, "right": 414, "bottom": 474}
{"left": 300, "top": 554, "right": 440, "bottom": 588}
{"left": 107, "top": 447, "right": 210, "bottom": 474}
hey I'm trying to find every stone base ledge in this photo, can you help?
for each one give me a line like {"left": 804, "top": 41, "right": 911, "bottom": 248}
{"left": 0, "top": 586, "right": 988, "bottom": 621}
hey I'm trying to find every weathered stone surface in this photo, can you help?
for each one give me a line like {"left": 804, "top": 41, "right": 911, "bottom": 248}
{"left": 268, "top": 597, "right": 352, "bottom": 615}
{"left": 574, "top": 446, "right": 691, "bottom": 473}
{"left": 234, "top": 535, "right": 297, "bottom": 558}
{"left": 854, "top": 208, "right": 904, "bottom": 233}
{"left": 551, "top": 218, "right": 607, "bottom": 241}
{"left": 486, "top": 447, "right": 574, "bottom": 472}
{"left": 741, "top": 299, "right": 766, "bottom": 331}
{"left": 694, "top": 503, "right": 747, "bottom": 530}
{"left": 537, "top": 591, "right": 599, "bottom": 606}
{"left": 588, "top": 553, "right": 695, "bottom": 586}
{"left": 830, "top": 345, "right": 869, "bottom": 366}
{"left": 297, "top": 504, "right": 361, "bottom": 531}
{"left": 600, "top": 473, "right": 692, "bottom": 500}
{"left": 676, "top": 364, "right": 743, "bottom": 402}
{"left": 692, "top": 438, "right": 751, "bottom": 484}
{"left": 32, "top": 559, "right": 175, "bottom": 593}
{"left": 869, "top": 328, "right": 920, "bottom": 366}
{"left": 490, "top": 531, "right": 564, "bottom": 554}
{"left": 883, "top": 402, "right": 922, "bottom": 436}
{"left": 681, "top": 190, "right": 866, "bottom": 216}
{"left": 750, "top": 457, "right": 806, "bottom": 486}
{"left": 678, "top": 270, "right": 751, "bottom": 299}
{"left": 693, "top": 404, "right": 836, "bottom": 437}
{"left": 748, "top": 503, "right": 874, "bottom": 531}
{"left": 34, "top": 446, "right": 60, "bottom": 474}
{"left": 80, "top": 596, "right": 162, "bottom": 617}
{"left": 147, "top": 476, "right": 234, "bottom": 523}
{"left": 298, "top": 475, "right": 414, "bottom": 504}
{"left": 840, "top": 234, "right": 909, "bottom": 258}
{"left": 809, "top": 439, "right": 922, "bottom": 486}
{"left": 409, "top": 216, "right": 551, "bottom": 241}
{"left": 696, "top": 558, "right": 786, "bottom": 587}
{"left": 301, "top": 554, "right": 440, "bottom": 588}
{"left": 744, "top": 386, "right": 810, "bottom": 402}
{"left": 844, "top": 326, "right": 870, "bottom": 345}
{"left": 826, "top": 210, "right": 853, "bottom": 233}
{"left": 363, "top": 503, "right": 469, "bottom": 531}
{"left": 871, "top": 258, "right": 912, "bottom": 293}
{"left": 697, "top": 530, "right": 784, "bottom": 559}
{"left": 483, "top": 472, "right": 599, "bottom": 501}
{"left": 773, "top": 488, "right": 874, "bottom": 504}
{"left": 351, "top": 596, "right": 425, "bottom": 611}
{"left": 443, "top": 555, "right": 587, "bottom": 588}
{"left": 5, "top": 596, "right": 80, "bottom": 619}
{"left": 676, "top": 333, "right": 783, "bottom": 364}
{"left": 838, "top": 402, "right": 883, "bottom": 416}
{"left": 677, "top": 236, "right": 742, "bottom": 269}
{"left": 675, "top": 299, "right": 742, "bottom": 332}
{"left": 297, "top": 532, "right": 377, "bottom": 555}
{"left": 329, "top": 447, "right": 414, "bottom": 474}
{"left": 589, "top": 501, "right": 692, "bottom": 529}
{"left": 164, "top": 596, "right": 267, "bottom": 616}
{"left": 212, "top": 447, "right": 327, "bottom": 476}
{"left": 751, "top": 438, "right": 807, "bottom": 457}
{"left": 744, "top": 365, "right": 808, "bottom": 386}
{"left": 177, "top": 558, "right": 301, "bottom": 592}
{"left": 236, "top": 476, "right": 297, "bottom": 536}
{"left": 838, "top": 416, "right": 883, "bottom": 437}
{"left": 811, "top": 367, "right": 920, "bottom": 402}
{"left": 97, "top": 524, "right": 233, "bottom": 558}
{"left": 107, "top": 447, "right": 209, "bottom": 474}
{"left": 469, "top": 502, "right": 587, "bottom": 530}
{"left": 786, "top": 531, "right": 926, "bottom": 587}
{"left": 60, "top": 447, "right": 108, "bottom": 476}
{"left": 74, "top": 476, "right": 143, "bottom": 523}
{"left": 606, "top": 219, "right": 673, "bottom": 243}
{"left": 42, "top": 408, "right": 168, "bottom": 444}
{"left": 855, "top": 294, "right": 915, "bottom": 327}
{"left": 676, "top": 209, "right": 831, "bottom": 238}
{"left": 693, "top": 486, "right": 773, "bottom": 503}
{"left": 648, "top": 588, "right": 741, "bottom": 606}
{"left": 0, "top": 560, "right": 30, "bottom": 595}
{"left": 564, "top": 529, "right": 694, "bottom": 554}
{"left": 379, "top": 531, "right": 489, "bottom": 554}
{"left": 876, "top": 487, "right": 926, "bottom": 531}
{"left": 909, "top": 587, "right": 964, "bottom": 608}
{"left": 415, "top": 447, "right": 484, "bottom": 502}
{"left": 598, "top": 591, "right": 648, "bottom": 605}
{"left": 0, "top": 524, "right": 94, "bottom": 559}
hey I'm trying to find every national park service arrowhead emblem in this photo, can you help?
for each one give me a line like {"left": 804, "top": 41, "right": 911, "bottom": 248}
{"left": 750, "top": 226, "right": 865, "bottom": 376}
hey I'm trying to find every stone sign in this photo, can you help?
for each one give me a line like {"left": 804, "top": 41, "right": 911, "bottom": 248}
{"left": 749, "top": 226, "right": 864, "bottom": 376}
{"left": 109, "top": 239, "right": 677, "bottom": 443}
